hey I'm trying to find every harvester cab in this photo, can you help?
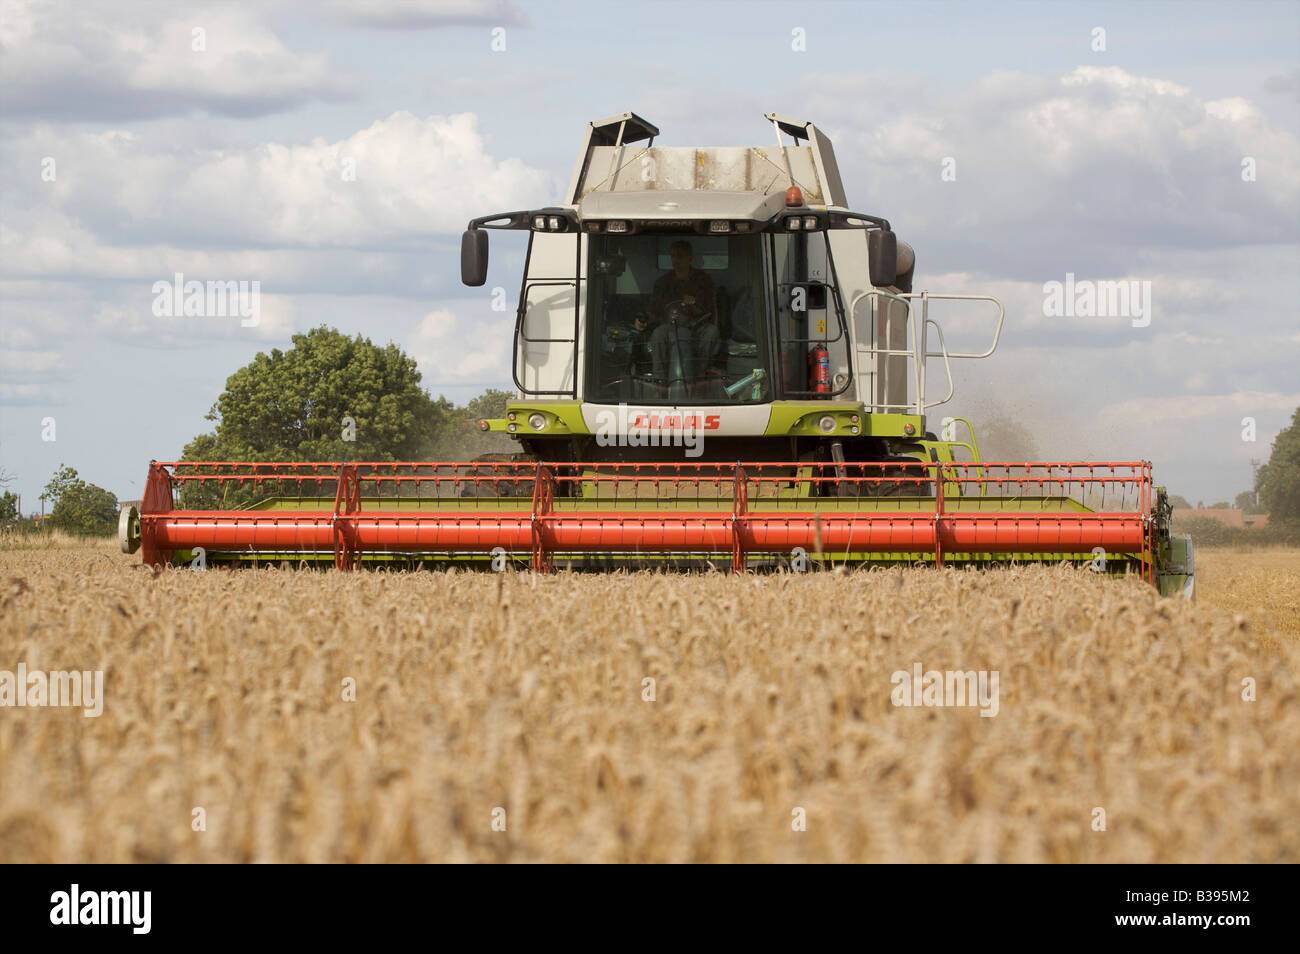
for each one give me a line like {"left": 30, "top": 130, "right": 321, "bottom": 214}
{"left": 122, "top": 111, "right": 1193, "bottom": 598}
{"left": 461, "top": 111, "right": 1003, "bottom": 473}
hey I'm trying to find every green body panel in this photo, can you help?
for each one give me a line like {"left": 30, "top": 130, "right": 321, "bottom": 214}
{"left": 763, "top": 401, "right": 857, "bottom": 436}
{"left": 1156, "top": 533, "right": 1195, "bottom": 599}
{"left": 762, "top": 404, "right": 925, "bottom": 438}
{"left": 498, "top": 400, "right": 589, "bottom": 436}
{"left": 487, "top": 400, "right": 927, "bottom": 440}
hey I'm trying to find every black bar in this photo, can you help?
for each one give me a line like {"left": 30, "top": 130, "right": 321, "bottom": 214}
{"left": 7, "top": 866, "right": 1279, "bottom": 942}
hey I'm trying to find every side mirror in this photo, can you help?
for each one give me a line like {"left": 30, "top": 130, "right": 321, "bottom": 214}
{"left": 461, "top": 229, "right": 489, "bottom": 286}
{"left": 868, "top": 230, "right": 898, "bottom": 288}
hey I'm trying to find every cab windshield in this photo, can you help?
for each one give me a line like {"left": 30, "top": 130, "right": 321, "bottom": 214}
{"left": 585, "top": 232, "right": 771, "bottom": 404}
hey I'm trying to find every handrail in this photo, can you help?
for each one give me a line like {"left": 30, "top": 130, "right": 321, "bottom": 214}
{"left": 848, "top": 288, "right": 919, "bottom": 414}
{"left": 847, "top": 289, "right": 1004, "bottom": 415}
{"left": 921, "top": 318, "right": 955, "bottom": 410}
{"left": 909, "top": 292, "right": 1004, "bottom": 359}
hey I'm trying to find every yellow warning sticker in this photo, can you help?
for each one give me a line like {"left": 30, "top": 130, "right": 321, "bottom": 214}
{"left": 816, "top": 318, "right": 826, "bottom": 335}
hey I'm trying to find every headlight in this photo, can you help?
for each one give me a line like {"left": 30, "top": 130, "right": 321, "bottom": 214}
{"left": 818, "top": 415, "right": 836, "bottom": 433}
{"left": 528, "top": 413, "right": 546, "bottom": 431}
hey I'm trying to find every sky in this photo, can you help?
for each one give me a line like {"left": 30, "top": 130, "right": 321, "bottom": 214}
{"left": 1, "top": 0, "right": 1297, "bottom": 507}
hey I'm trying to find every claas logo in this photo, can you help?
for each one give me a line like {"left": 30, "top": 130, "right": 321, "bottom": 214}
{"left": 630, "top": 413, "right": 721, "bottom": 430}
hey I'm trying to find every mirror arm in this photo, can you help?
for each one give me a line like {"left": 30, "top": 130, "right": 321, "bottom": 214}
{"left": 467, "top": 210, "right": 532, "bottom": 231}
{"left": 468, "top": 208, "right": 579, "bottom": 232}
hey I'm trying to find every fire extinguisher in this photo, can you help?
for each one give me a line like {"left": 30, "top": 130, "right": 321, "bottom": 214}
{"left": 808, "top": 342, "right": 830, "bottom": 394}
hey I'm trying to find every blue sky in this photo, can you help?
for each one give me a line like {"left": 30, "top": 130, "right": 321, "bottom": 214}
{"left": 2, "top": 0, "right": 1297, "bottom": 506}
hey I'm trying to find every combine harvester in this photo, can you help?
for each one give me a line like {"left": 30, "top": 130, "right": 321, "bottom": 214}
{"left": 120, "top": 112, "right": 1194, "bottom": 596}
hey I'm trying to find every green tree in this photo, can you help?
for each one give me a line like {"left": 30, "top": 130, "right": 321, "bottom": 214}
{"left": 0, "top": 467, "right": 15, "bottom": 523}
{"left": 42, "top": 465, "right": 118, "bottom": 536}
{"left": 1257, "top": 407, "right": 1300, "bottom": 527}
{"left": 428, "top": 388, "right": 516, "bottom": 460}
{"left": 1166, "top": 494, "right": 1192, "bottom": 509}
{"left": 42, "top": 464, "right": 81, "bottom": 506}
{"left": 177, "top": 327, "right": 523, "bottom": 507}
{"left": 464, "top": 388, "right": 512, "bottom": 426}
{"left": 1234, "top": 490, "right": 1261, "bottom": 513}
{"left": 185, "top": 326, "right": 452, "bottom": 463}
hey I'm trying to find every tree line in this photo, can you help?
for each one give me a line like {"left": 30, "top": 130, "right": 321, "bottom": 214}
{"left": 2, "top": 327, "right": 514, "bottom": 536}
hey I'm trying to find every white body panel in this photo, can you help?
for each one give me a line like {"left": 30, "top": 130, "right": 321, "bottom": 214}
{"left": 579, "top": 145, "right": 832, "bottom": 205}
{"left": 828, "top": 229, "right": 909, "bottom": 412}
{"left": 771, "top": 230, "right": 852, "bottom": 398}
{"left": 517, "top": 232, "right": 584, "bottom": 396}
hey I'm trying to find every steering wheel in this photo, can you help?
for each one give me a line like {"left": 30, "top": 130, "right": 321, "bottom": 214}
{"left": 656, "top": 297, "right": 712, "bottom": 326}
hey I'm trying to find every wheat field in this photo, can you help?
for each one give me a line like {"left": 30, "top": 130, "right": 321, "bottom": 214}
{"left": 1, "top": 541, "right": 1297, "bottom": 863}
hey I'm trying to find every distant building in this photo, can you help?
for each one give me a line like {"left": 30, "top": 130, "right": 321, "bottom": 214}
{"left": 1171, "top": 508, "right": 1269, "bottom": 529}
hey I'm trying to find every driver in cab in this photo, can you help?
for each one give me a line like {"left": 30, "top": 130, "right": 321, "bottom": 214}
{"left": 636, "top": 240, "right": 720, "bottom": 384}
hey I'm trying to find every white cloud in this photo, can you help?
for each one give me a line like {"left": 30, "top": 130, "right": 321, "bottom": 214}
{"left": 1205, "top": 98, "right": 1260, "bottom": 123}
{"left": 328, "top": 0, "right": 529, "bottom": 28}
{"left": 0, "top": 381, "right": 42, "bottom": 402}
{"left": 798, "top": 65, "right": 1300, "bottom": 277}
{"left": 1062, "top": 66, "right": 1190, "bottom": 98}
{"left": 0, "top": 349, "right": 59, "bottom": 372}
{"left": 91, "top": 292, "right": 296, "bottom": 346}
{"left": 0, "top": 2, "right": 352, "bottom": 120}
{"left": 0, "top": 324, "right": 40, "bottom": 349}
{"left": 3, "top": 112, "right": 555, "bottom": 263}
{"left": 0, "top": 297, "right": 67, "bottom": 404}
{"left": 1098, "top": 391, "right": 1300, "bottom": 426}
{"left": 408, "top": 305, "right": 511, "bottom": 387}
